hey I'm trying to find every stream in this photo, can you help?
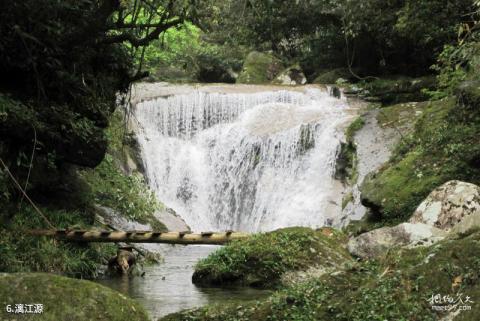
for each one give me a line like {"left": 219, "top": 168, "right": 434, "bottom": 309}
{"left": 96, "top": 245, "right": 271, "bottom": 319}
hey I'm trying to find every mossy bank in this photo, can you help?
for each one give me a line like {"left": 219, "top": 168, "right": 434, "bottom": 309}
{"left": 0, "top": 273, "right": 149, "bottom": 321}
{"left": 163, "top": 230, "right": 480, "bottom": 321}
{"left": 361, "top": 87, "right": 480, "bottom": 224}
{"left": 192, "top": 227, "right": 352, "bottom": 288}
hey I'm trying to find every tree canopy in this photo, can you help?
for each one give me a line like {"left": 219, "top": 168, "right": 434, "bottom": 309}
{"left": 0, "top": 0, "right": 207, "bottom": 209}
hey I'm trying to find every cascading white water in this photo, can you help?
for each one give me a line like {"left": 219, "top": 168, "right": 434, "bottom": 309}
{"left": 134, "top": 85, "right": 351, "bottom": 232}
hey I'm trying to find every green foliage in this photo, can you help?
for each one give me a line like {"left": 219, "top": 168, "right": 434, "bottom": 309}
{"left": 163, "top": 231, "right": 480, "bottom": 321}
{"left": 139, "top": 22, "right": 244, "bottom": 83}
{"left": 0, "top": 206, "right": 116, "bottom": 278}
{"left": 193, "top": 227, "right": 351, "bottom": 288}
{"left": 423, "top": 2, "right": 480, "bottom": 98}
{"left": 139, "top": 23, "right": 201, "bottom": 81}
{"left": 81, "top": 154, "right": 160, "bottom": 222}
{"left": 209, "top": 0, "right": 474, "bottom": 77}
{"left": 0, "top": 0, "right": 202, "bottom": 207}
{"left": 80, "top": 111, "right": 165, "bottom": 229}
{"left": 362, "top": 76, "right": 436, "bottom": 105}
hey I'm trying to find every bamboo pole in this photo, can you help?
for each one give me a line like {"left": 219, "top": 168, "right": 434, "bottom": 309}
{"left": 27, "top": 230, "right": 249, "bottom": 245}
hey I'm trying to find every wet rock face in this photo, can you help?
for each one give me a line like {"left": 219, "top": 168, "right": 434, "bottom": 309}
{"left": 409, "top": 180, "right": 480, "bottom": 233}
{"left": 347, "top": 223, "right": 447, "bottom": 259}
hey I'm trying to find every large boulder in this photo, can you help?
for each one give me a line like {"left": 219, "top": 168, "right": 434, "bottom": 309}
{"left": 237, "top": 51, "right": 283, "bottom": 84}
{"left": 0, "top": 273, "right": 149, "bottom": 321}
{"left": 350, "top": 181, "right": 480, "bottom": 259}
{"left": 312, "top": 68, "right": 354, "bottom": 84}
{"left": 409, "top": 180, "right": 480, "bottom": 234}
{"left": 272, "top": 64, "right": 307, "bottom": 85}
{"left": 347, "top": 223, "right": 446, "bottom": 259}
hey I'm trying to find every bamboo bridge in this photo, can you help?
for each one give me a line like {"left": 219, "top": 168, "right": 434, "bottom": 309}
{"left": 27, "top": 229, "right": 250, "bottom": 245}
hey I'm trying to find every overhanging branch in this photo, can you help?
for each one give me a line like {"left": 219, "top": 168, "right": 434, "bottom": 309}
{"left": 103, "top": 18, "right": 183, "bottom": 47}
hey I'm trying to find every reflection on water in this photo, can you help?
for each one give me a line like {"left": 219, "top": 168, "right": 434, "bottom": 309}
{"left": 95, "top": 245, "right": 271, "bottom": 319}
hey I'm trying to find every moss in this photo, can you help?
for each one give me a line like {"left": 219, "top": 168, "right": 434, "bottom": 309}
{"left": 163, "top": 232, "right": 480, "bottom": 321}
{"left": 376, "top": 101, "right": 425, "bottom": 129}
{"left": 237, "top": 51, "right": 283, "bottom": 84}
{"left": 363, "top": 76, "right": 436, "bottom": 105}
{"left": 192, "top": 227, "right": 352, "bottom": 288}
{"left": 341, "top": 192, "right": 353, "bottom": 210}
{"left": 80, "top": 111, "right": 167, "bottom": 231}
{"left": 0, "top": 273, "right": 149, "bottom": 321}
{"left": 360, "top": 97, "right": 480, "bottom": 223}
{"left": 345, "top": 117, "right": 365, "bottom": 142}
{"left": 335, "top": 116, "right": 365, "bottom": 184}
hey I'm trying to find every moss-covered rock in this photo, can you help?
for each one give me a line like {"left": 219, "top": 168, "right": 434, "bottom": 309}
{"left": 236, "top": 51, "right": 283, "bottom": 84}
{"left": 363, "top": 76, "right": 436, "bottom": 105}
{"left": 360, "top": 97, "right": 480, "bottom": 223}
{"left": 162, "top": 231, "right": 480, "bottom": 321}
{"left": 312, "top": 68, "right": 354, "bottom": 84}
{"left": 192, "top": 227, "right": 352, "bottom": 288}
{"left": 271, "top": 64, "right": 307, "bottom": 85}
{"left": 335, "top": 116, "right": 365, "bottom": 184}
{"left": 456, "top": 80, "right": 480, "bottom": 113}
{"left": 0, "top": 273, "right": 149, "bottom": 321}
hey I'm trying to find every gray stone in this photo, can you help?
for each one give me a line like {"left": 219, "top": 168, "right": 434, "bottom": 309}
{"left": 409, "top": 180, "right": 480, "bottom": 232}
{"left": 272, "top": 64, "right": 307, "bottom": 85}
{"left": 347, "top": 223, "right": 446, "bottom": 259}
{"left": 348, "top": 181, "right": 480, "bottom": 259}
{"left": 154, "top": 207, "right": 190, "bottom": 232}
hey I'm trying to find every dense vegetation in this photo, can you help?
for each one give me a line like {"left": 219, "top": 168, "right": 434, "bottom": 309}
{"left": 165, "top": 230, "right": 480, "bottom": 321}
{"left": 1, "top": 0, "right": 480, "bottom": 320}
{"left": 0, "top": 0, "right": 196, "bottom": 277}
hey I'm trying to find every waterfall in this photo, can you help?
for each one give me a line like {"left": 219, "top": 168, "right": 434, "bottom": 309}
{"left": 134, "top": 85, "right": 350, "bottom": 232}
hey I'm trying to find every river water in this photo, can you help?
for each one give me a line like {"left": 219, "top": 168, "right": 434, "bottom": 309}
{"left": 97, "top": 83, "right": 357, "bottom": 319}
{"left": 96, "top": 245, "right": 271, "bottom": 319}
